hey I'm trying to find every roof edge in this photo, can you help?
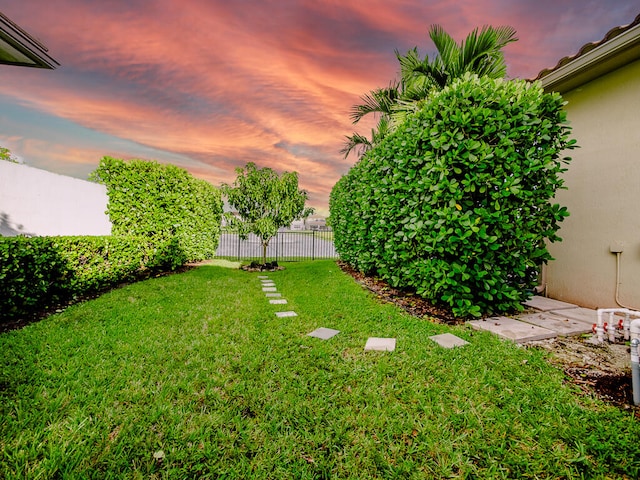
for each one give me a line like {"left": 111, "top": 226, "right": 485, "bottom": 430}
{"left": 535, "top": 13, "right": 640, "bottom": 93}
{"left": 0, "top": 11, "right": 59, "bottom": 69}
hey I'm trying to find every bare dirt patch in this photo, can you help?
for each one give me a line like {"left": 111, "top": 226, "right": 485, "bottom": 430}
{"left": 338, "top": 261, "right": 638, "bottom": 415}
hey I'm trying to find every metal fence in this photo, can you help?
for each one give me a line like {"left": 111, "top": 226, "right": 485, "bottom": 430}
{"left": 216, "top": 230, "right": 338, "bottom": 261}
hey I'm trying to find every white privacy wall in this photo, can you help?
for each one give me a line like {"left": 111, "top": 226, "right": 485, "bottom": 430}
{"left": 0, "top": 161, "right": 111, "bottom": 237}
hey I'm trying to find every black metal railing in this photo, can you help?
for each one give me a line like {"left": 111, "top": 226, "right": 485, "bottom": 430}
{"left": 216, "top": 230, "right": 338, "bottom": 261}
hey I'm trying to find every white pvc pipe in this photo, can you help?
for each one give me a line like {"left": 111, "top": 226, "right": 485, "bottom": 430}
{"left": 631, "top": 338, "right": 640, "bottom": 406}
{"left": 596, "top": 308, "right": 640, "bottom": 343}
{"left": 595, "top": 313, "right": 640, "bottom": 405}
{"left": 631, "top": 318, "right": 640, "bottom": 341}
{"left": 596, "top": 308, "right": 621, "bottom": 343}
{"left": 630, "top": 320, "right": 640, "bottom": 405}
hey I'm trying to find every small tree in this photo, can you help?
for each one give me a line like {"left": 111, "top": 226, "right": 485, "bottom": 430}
{"left": 222, "top": 162, "right": 313, "bottom": 265}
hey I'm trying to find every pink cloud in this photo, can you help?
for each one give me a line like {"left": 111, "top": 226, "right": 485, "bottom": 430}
{"left": 1, "top": 0, "right": 638, "bottom": 213}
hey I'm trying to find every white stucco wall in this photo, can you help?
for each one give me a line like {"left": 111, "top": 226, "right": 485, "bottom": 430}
{"left": 0, "top": 161, "right": 111, "bottom": 237}
{"left": 546, "top": 59, "right": 640, "bottom": 309}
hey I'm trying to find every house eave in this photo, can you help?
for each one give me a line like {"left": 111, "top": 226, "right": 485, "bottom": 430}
{"left": 0, "top": 11, "right": 59, "bottom": 69}
{"left": 538, "top": 22, "right": 640, "bottom": 93}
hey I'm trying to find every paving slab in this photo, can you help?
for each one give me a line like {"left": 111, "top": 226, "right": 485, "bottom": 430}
{"left": 275, "top": 311, "right": 297, "bottom": 318}
{"left": 429, "top": 333, "right": 469, "bottom": 349}
{"left": 468, "top": 317, "right": 557, "bottom": 343}
{"left": 269, "top": 299, "right": 288, "bottom": 304}
{"left": 257, "top": 275, "right": 269, "bottom": 279}
{"left": 549, "top": 307, "right": 598, "bottom": 325}
{"left": 265, "top": 292, "right": 282, "bottom": 298}
{"left": 261, "top": 282, "right": 276, "bottom": 287}
{"left": 307, "top": 327, "right": 340, "bottom": 340}
{"left": 516, "top": 312, "right": 593, "bottom": 336}
{"left": 523, "top": 296, "right": 577, "bottom": 311}
{"left": 364, "top": 337, "right": 396, "bottom": 352}
{"left": 262, "top": 287, "right": 277, "bottom": 292}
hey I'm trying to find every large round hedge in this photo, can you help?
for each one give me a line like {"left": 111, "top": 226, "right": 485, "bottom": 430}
{"left": 330, "top": 74, "right": 576, "bottom": 317}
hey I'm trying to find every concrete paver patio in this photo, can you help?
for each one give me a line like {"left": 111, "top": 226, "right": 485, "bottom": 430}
{"left": 469, "top": 296, "right": 600, "bottom": 343}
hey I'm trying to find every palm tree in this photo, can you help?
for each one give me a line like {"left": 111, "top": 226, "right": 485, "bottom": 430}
{"left": 393, "top": 24, "right": 517, "bottom": 120}
{"left": 342, "top": 24, "right": 517, "bottom": 158}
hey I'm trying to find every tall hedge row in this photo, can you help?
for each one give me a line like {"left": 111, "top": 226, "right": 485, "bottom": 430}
{"left": 90, "top": 157, "right": 223, "bottom": 261}
{"left": 330, "top": 74, "right": 576, "bottom": 317}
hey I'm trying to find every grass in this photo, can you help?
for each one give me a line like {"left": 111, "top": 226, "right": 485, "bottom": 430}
{"left": 1, "top": 260, "right": 638, "bottom": 479}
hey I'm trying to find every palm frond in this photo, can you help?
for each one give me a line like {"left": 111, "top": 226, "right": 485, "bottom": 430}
{"left": 349, "top": 83, "right": 400, "bottom": 124}
{"left": 460, "top": 25, "right": 517, "bottom": 78}
{"left": 340, "top": 133, "right": 373, "bottom": 159}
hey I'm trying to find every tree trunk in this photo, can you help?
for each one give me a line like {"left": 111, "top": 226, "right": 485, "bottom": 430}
{"left": 262, "top": 241, "right": 268, "bottom": 266}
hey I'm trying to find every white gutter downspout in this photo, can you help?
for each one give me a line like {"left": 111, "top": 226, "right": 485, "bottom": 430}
{"left": 534, "top": 263, "right": 547, "bottom": 296}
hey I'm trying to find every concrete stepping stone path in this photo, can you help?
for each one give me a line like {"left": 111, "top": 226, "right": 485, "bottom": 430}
{"left": 275, "top": 311, "right": 297, "bottom": 318}
{"left": 269, "top": 299, "right": 288, "bottom": 305}
{"left": 364, "top": 337, "right": 396, "bottom": 352}
{"left": 429, "top": 333, "right": 469, "bottom": 349}
{"left": 307, "top": 327, "right": 340, "bottom": 340}
{"left": 262, "top": 287, "right": 277, "bottom": 292}
{"left": 258, "top": 275, "right": 269, "bottom": 279}
{"left": 265, "top": 292, "right": 282, "bottom": 298}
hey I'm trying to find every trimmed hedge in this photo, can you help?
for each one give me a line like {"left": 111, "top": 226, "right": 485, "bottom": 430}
{"left": 330, "top": 74, "right": 576, "bottom": 317}
{"left": 0, "top": 235, "right": 186, "bottom": 321}
{"left": 90, "top": 157, "right": 223, "bottom": 261}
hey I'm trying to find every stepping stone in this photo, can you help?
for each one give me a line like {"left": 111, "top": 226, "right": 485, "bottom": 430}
{"left": 516, "top": 312, "right": 593, "bottom": 336}
{"left": 261, "top": 282, "right": 276, "bottom": 287}
{"left": 523, "top": 296, "right": 577, "bottom": 312}
{"left": 364, "top": 337, "right": 396, "bottom": 352}
{"left": 269, "top": 299, "right": 288, "bottom": 304}
{"left": 307, "top": 327, "right": 340, "bottom": 340}
{"left": 258, "top": 275, "right": 269, "bottom": 279}
{"left": 469, "top": 317, "right": 556, "bottom": 343}
{"left": 275, "top": 311, "right": 297, "bottom": 318}
{"left": 550, "top": 307, "right": 598, "bottom": 325}
{"left": 429, "top": 333, "right": 469, "bottom": 349}
{"left": 265, "top": 293, "right": 282, "bottom": 298}
{"left": 262, "top": 287, "right": 277, "bottom": 292}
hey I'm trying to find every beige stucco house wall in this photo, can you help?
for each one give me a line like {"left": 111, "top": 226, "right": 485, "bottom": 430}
{"left": 537, "top": 16, "right": 640, "bottom": 309}
{"left": 0, "top": 161, "right": 112, "bottom": 237}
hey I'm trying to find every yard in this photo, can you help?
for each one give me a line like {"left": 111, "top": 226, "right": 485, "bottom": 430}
{"left": 1, "top": 261, "right": 638, "bottom": 478}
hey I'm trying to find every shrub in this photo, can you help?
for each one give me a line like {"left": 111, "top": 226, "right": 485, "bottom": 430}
{"left": 90, "top": 157, "right": 223, "bottom": 261}
{"left": 0, "top": 236, "right": 69, "bottom": 319}
{"left": 331, "top": 74, "right": 576, "bottom": 317}
{"left": 0, "top": 235, "right": 186, "bottom": 322}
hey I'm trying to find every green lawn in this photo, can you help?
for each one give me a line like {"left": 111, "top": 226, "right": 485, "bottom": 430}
{"left": 1, "top": 261, "right": 638, "bottom": 479}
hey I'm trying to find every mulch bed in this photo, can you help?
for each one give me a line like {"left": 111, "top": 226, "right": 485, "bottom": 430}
{"left": 337, "top": 261, "right": 464, "bottom": 324}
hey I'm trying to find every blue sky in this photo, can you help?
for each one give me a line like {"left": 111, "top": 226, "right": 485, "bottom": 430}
{"left": 0, "top": 1, "right": 637, "bottom": 214}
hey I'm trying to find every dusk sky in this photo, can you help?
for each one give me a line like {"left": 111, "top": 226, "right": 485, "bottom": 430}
{"left": 1, "top": 1, "right": 638, "bottom": 215}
